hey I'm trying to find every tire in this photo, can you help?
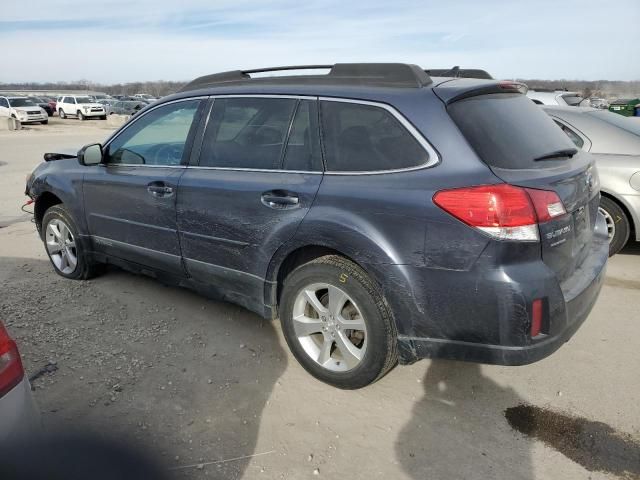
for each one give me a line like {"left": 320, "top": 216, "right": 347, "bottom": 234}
{"left": 59, "top": 109, "right": 66, "bottom": 119}
{"left": 78, "top": 111, "right": 85, "bottom": 121}
{"left": 41, "top": 120, "right": 48, "bottom": 125}
{"left": 100, "top": 115, "right": 107, "bottom": 120}
{"left": 599, "top": 197, "right": 630, "bottom": 256}
{"left": 279, "top": 255, "right": 398, "bottom": 389}
{"left": 42, "top": 205, "right": 103, "bottom": 280}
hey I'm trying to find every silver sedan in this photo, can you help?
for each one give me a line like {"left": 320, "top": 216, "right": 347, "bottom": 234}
{"left": 0, "top": 321, "right": 40, "bottom": 442}
{"left": 543, "top": 106, "right": 640, "bottom": 255}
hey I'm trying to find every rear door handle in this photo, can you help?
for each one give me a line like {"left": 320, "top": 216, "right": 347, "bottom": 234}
{"left": 147, "top": 182, "right": 174, "bottom": 198}
{"left": 261, "top": 190, "right": 299, "bottom": 209}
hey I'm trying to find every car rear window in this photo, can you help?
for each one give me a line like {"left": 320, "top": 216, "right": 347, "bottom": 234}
{"left": 449, "top": 93, "right": 577, "bottom": 169}
{"left": 561, "top": 94, "right": 583, "bottom": 106}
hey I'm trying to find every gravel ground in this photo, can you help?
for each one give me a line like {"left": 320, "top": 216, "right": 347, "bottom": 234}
{"left": 0, "top": 120, "right": 638, "bottom": 479}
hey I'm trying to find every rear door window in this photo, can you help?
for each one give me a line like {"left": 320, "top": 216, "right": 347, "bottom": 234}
{"left": 449, "top": 93, "right": 577, "bottom": 169}
{"left": 320, "top": 100, "right": 429, "bottom": 172}
{"left": 199, "top": 97, "right": 297, "bottom": 169}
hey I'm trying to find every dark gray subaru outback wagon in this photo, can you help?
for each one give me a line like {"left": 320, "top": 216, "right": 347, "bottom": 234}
{"left": 26, "top": 64, "right": 609, "bottom": 388}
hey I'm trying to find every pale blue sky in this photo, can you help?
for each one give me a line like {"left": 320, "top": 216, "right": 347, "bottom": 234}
{"left": 2, "top": 0, "right": 638, "bottom": 83}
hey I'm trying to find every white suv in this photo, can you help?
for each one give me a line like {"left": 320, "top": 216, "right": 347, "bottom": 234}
{"left": 0, "top": 96, "right": 49, "bottom": 124}
{"left": 57, "top": 95, "right": 106, "bottom": 120}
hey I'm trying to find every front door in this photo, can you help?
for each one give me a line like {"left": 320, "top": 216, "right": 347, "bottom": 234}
{"left": 83, "top": 98, "right": 204, "bottom": 274}
{"left": 177, "top": 96, "right": 324, "bottom": 308}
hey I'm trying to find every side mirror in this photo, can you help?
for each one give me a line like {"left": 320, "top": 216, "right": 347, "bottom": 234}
{"left": 78, "top": 143, "right": 103, "bottom": 166}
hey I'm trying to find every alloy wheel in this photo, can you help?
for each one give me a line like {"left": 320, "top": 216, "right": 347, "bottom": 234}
{"left": 292, "top": 283, "right": 367, "bottom": 372}
{"left": 45, "top": 218, "right": 78, "bottom": 274}
{"left": 598, "top": 206, "right": 616, "bottom": 243}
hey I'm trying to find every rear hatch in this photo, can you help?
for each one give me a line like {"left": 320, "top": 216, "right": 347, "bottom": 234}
{"left": 440, "top": 85, "right": 599, "bottom": 284}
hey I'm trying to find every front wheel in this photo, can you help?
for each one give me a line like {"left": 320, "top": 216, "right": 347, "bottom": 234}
{"left": 42, "top": 205, "right": 103, "bottom": 280}
{"left": 78, "top": 111, "right": 85, "bottom": 121}
{"left": 59, "top": 109, "right": 66, "bottom": 119}
{"left": 599, "top": 197, "right": 630, "bottom": 256}
{"left": 279, "top": 255, "right": 397, "bottom": 389}
{"left": 100, "top": 115, "right": 107, "bottom": 120}
{"left": 41, "top": 120, "right": 48, "bottom": 125}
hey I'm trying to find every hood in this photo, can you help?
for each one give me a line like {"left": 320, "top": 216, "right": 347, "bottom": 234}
{"left": 77, "top": 102, "right": 104, "bottom": 108}
{"left": 13, "top": 106, "right": 43, "bottom": 113}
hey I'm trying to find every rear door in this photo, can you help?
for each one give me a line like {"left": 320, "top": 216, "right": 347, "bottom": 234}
{"left": 176, "top": 96, "right": 324, "bottom": 306}
{"left": 447, "top": 92, "right": 600, "bottom": 283}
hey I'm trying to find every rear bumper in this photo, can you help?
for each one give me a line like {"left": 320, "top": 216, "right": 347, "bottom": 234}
{"left": 389, "top": 215, "right": 609, "bottom": 366}
{"left": 0, "top": 376, "right": 41, "bottom": 443}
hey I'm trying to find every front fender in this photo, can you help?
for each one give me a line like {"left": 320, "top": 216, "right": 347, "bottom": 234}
{"left": 29, "top": 159, "right": 87, "bottom": 234}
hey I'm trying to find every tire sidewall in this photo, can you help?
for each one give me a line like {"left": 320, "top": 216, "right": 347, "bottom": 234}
{"left": 280, "top": 261, "right": 392, "bottom": 389}
{"left": 600, "top": 197, "right": 629, "bottom": 256}
{"left": 42, "top": 205, "right": 88, "bottom": 280}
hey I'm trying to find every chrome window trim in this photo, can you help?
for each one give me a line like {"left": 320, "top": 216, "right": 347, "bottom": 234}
{"left": 185, "top": 165, "right": 323, "bottom": 175}
{"left": 102, "top": 96, "right": 209, "bottom": 167}
{"left": 318, "top": 96, "right": 440, "bottom": 175}
{"left": 103, "top": 94, "right": 440, "bottom": 175}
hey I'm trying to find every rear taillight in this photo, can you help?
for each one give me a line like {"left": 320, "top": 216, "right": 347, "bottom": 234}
{"left": 433, "top": 184, "right": 566, "bottom": 242}
{"left": 0, "top": 322, "right": 24, "bottom": 398}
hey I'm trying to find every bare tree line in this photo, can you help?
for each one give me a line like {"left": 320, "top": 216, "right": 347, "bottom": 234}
{"left": 1, "top": 78, "right": 639, "bottom": 99}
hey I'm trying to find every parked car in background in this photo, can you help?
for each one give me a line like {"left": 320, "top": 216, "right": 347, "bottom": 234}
{"left": 57, "top": 96, "right": 106, "bottom": 120}
{"left": 134, "top": 93, "right": 157, "bottom": 101}
{"left": 589, "top": 97, "right": 609, "bottom": 109}
{"left": 0, "top": 320, "right": 41, "bottom": 442}
{"left": 28, "top": 97, "right": 54, "bottom": 117}
{"left": 27, "top": 64, "right": 608, "bottom": 389}
{"left": 109, "top": 100, "right": 146, "bottom": 116}
{"left": 543, "top": 105, "right": 640, "bottom": 255}
{"left": 96, "top": 99, "right": 117, "bottom": 115}
{"left": 0, "top": 96, "right": 48, "bottom": 124}
{"left": 89, "top": 94, "right": 113, "bottom": 102}
{"left": 528, "top": 89, "right": 583, "bottom": 106}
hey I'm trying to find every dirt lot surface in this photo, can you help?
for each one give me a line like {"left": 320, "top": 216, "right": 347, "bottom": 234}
{"left": 1, "top": 118, "right": 639, "bottom": 479}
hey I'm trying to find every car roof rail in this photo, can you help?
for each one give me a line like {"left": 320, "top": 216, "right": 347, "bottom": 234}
{"left": 425, "top": 66, "right": 493, "bottom": 80}
{"left": 179, "top": 63, "right": 432, "bottom": 92}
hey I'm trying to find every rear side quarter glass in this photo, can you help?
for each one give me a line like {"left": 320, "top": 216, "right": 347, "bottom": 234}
{"left": 320, "top": 100, "right": 429, "bottom": 172}
{"left": 449, "top": 93, "right": 577, "bottom": 169}
{"left": 282, "top": 100, "right": 323, "bottom": 172}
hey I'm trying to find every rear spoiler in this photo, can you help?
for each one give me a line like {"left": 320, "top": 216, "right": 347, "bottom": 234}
{"left": 436, "top": 80, "right": 529, "bottom": 105}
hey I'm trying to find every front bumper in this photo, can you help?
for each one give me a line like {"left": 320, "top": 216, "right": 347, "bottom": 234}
{"left": 18, "top": 113, "right": 48, "bottom": 123}
{"left": 387, "top": 214, "right": 609, "bottom": 366}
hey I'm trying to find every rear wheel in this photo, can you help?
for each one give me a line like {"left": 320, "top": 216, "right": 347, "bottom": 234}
{"left": 279, "top": 255, "right": 397, "bottom": 389}
{"left": 42, "top": 205, "right": 103, "bottom": 280}
{"left": 599, "top": 196, "right": 630, "bottom": 256}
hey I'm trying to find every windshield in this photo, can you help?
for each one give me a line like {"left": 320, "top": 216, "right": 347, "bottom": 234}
{"left": 589, "top": 110, "right": 640, "bottom": 136}
{"left": 75, "top": 97, "right": 92, "bottom": 104}
{"left": 9, "top": 98, "right": 37, "bottom": 107}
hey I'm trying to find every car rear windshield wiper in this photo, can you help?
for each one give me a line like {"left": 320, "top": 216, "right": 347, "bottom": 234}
{"left": 534, "top": 148, "right": 578, "bottom": 162}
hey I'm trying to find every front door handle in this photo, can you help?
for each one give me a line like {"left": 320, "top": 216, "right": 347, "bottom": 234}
{"left": 147, "top": 182, "right": 174, "bottom": 198}
{"left": 261, "top": 190, "right": 299, "bottom": 209}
